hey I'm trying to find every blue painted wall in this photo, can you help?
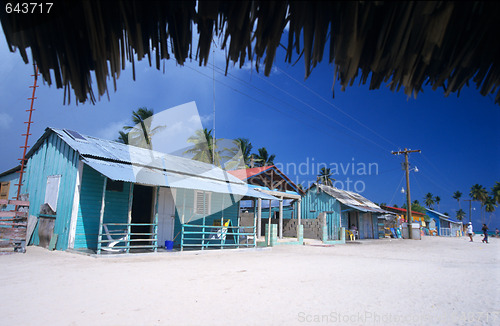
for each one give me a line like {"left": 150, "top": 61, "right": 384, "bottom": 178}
{"left": 174, "top": 189, "right": 241, "bottom": 247}
{"left": 301, "top": 185, "right": 341, "bottom": 240}
{"left": 22, "top": 132, "right": 79, "bottom": 250}
{"left": 243, "top": 205, "right": 296, "bottom": 220}
{"left": 301, "top": 185, "right": 340, "bottom": 220}
{"left": 74, "top": 165, "right": 131, "bottom": 249}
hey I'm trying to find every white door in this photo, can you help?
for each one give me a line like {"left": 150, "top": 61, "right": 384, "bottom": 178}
{"left": 158, "top": 188, "right": 176, "bottom": 247}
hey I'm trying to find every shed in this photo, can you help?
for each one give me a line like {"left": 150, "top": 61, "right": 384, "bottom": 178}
{"left": 18, "top": 127, "right": 275, "bottom": 253}
{"left": 425, "top": 208, "right": 463, "bottom": 237}
{"left": 302, "top": 184, "right": 390, "bottom": 242}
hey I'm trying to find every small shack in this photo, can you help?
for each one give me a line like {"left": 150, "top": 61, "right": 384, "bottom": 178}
{"left": 302, "top": 184, "right": 391, "bottom": 242}
{"left": 15, "top": 127, "right": 274, "bottom": 253}
{"left": 425, "top": 208, "right": 463, "bottom": 237}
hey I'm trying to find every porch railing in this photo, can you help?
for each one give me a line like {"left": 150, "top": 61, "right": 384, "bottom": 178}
{"left": 97, "top": 222, "right": 157, "bottom": 254}
{"left": 181, "top": 224, "right": 256, "bottom": 251}
{"left": 439, "top": 227, "right": 451, "bottom": 237}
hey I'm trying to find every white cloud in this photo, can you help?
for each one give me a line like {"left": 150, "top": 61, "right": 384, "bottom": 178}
{"left": 96, "top": 119, "right": 128, "bottom": 140}
{"left": 0, "top": 112, "right": 13, "bottom": 129}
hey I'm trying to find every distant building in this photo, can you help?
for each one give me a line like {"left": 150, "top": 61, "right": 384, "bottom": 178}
{"left": 302, "top": 184, "right": 392, "bottom": 241}
{"left": 425, "top": 208, "right": 463, "bottom": 237}
{"left": 228, "top": 165, "right": 303, "bottom": 244}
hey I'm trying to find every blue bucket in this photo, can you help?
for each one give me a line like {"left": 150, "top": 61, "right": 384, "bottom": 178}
{"left": 165, "top": 240, "right": 174, "bottom": 250}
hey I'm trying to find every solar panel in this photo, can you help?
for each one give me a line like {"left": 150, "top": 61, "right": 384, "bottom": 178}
{"left": 63, "top": 129, "right": 87, "bottom": 141}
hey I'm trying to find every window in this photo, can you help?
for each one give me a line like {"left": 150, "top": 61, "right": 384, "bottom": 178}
{"left": 106, "top": 180, "right": 124, "bottom": 192}
{"left": 194, "top": 191, "right": 211, "bottom": 215}
{"left": 44, "top": 175, "right": 61, "bottom": 212}
{"left": 0, "top": 181, "right": 10, "bottom": 200}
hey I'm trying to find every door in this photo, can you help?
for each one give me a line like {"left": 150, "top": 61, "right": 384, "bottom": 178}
{"left": 158, "top": 188, "right": 176, "bottom": 247}
{"left": 360, "top": 213, "right": 373, "bottom": 239}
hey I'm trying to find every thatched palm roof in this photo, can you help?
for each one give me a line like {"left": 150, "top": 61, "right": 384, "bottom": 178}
{"left": 1, "top": 1, "right": 499, "bottom": 105}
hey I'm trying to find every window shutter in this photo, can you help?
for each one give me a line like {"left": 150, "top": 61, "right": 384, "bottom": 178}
{"left": 195, "top": 191, "right": 205, "bottom": 214}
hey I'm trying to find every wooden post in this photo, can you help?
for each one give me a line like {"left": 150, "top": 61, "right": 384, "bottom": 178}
{"left": 153, "top": 187, "right": 159, "bottom": 252}
{"left": 268, "top": 199, "right": 272, "bottom": 246}
{"left": 257, "top": 198, "right": 262, "bottom": 239}
{"left": 297, "top": 198, "right": 301, "bottom": 240}
{"left": 126, "top": 183, "right": 134, "bottom": 254}
{"left": 279, "top": 197, "right": 283, "bottom": 239}
{"left": 97, "top": 177, "right": 107, "bottom": 255}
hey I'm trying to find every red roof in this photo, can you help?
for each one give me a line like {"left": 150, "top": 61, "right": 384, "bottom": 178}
{"left": 381, "top": 205, "right": 425, "bottom": 216}
{"left": 227, "top": 166, "right": 274, "bottom": 180}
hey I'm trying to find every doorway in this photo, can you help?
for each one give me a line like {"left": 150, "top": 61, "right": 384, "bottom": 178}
{"left": 157, "top": 187, "right": 176, "bottom": 247}
{"left": 130, "top": 184, "right": 154, "bottom": 246}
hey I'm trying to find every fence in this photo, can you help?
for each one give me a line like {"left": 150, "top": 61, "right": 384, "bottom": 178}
{"left": 439, "top": 227, "right": 451, "bottom": 237}
{"left": 181, "top": 223, "right": 256, "bottom": 250}
{"left": 0, "top": 199, "right": 29, "bottom": 252}
{"left": 97, "top": 222, "right": 158, "bottom": 254}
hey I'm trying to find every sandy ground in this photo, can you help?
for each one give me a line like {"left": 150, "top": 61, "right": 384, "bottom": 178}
{"left": 1, "top": 235, "right": 499, "bottom": 326}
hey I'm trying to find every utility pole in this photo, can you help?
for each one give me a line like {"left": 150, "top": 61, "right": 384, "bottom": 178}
{"left": 392, "top": 148, "right": 421, "bottom": 239}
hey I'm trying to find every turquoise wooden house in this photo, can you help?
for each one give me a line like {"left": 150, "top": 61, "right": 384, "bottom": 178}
{"left": 17, "top": 128, "right": 274, "bottom": 253}
{"left": 302, "top": 184, "right": 389, "bottom": 242}
{"left": 425, "top": 208, "right": 463, "bottom": 237}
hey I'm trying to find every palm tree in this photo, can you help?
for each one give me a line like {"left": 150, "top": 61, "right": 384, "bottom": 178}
{"left": 456, "top": 209, "right": 466, "bottom": 221}
{"left": 435, "top": 196, "right": 441, "bottom": 211}
{"left": 424, "top": 193, "right": 435, "bottom": 208}
{"left": 226, "top": 138, "right": 253, "bottom": 168}
{"left": 470, "top": 184, "right": 488, "bottom": 223}
{"left": 453, "top": 191, "right": 462, "bottom": 208}
{"left": 484, "top": 196, "right": 496, "bottom": 225}
{"left": 253, "top": 147, "right": 275, "bottom": 167}
{"left": 184, "top": 128, "right": 221, "bottom": 165}
{"left": 492, "top": 182, "right": 500, "bottom": 205}
{"left": 122, "top": 107, "right": 165, "bottom": 149}
{"left": 116, "top": 131, "right": 129, "bottom": 144}
{"left": 317, "top": 167, "right": 335, "bottom": 186}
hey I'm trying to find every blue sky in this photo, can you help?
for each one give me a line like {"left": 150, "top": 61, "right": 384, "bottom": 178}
{"left": 0, "top": 25, "right": 499, "bottom": 228}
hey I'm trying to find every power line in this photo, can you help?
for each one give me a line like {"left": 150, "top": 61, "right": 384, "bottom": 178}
{"left": 185, "top": 61, "right": 391, "bottom": 156}
{"left": 276, "top": 66, "right": 401, "bottom": 150}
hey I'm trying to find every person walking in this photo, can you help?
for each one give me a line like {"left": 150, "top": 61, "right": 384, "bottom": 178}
{"left": 467, "top": 222, "right": 474, "bottom": 242}
{"left": 481, "top": 224, "right": 489, "bottom": 243}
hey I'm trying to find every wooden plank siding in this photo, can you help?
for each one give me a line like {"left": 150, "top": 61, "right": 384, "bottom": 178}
{"left": 73, "top": 165, "right": 130, "bottom": 250}
{"left": 301, "top": 185, "right": 342, "bottom": 240}
{"left": 22, "top": 132, "right": 79, "bottom": 250}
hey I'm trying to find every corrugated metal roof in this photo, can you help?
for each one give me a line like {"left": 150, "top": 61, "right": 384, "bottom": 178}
{"left": 382, "top": 206, "right": 425, "bottom": 216}
{"left": 426, "top": 208, "right": 462, "bottom": 225}
{"left": 317, "top": 184, "right": 392, "bottom": 214}
{"left": 28, "top": 128, "right": 275, "bottom": 200}
{"left": 83, "top": 157, "right": 277, "bottom": 200}
{"left": 51, "top": 128, "right": 245, "bottom": 185}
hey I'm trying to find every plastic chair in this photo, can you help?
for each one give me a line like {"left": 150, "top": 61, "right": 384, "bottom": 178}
{"left": 346, "top": 230, "right": 354, "bottom": 241}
